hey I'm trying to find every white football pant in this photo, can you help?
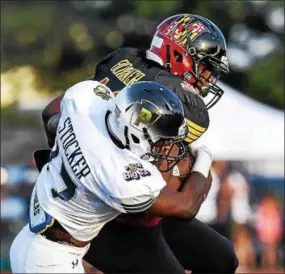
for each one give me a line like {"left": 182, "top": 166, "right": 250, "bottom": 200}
{"left": 10, "top": 224, "right": 90, "bottom": 273}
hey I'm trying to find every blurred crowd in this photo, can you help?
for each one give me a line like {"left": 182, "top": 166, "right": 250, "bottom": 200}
{"left": 196, "top": 161, "right": 284, "bottom": 272}
{"left": 1, "top": 160, "right": 284, "bottom": 273}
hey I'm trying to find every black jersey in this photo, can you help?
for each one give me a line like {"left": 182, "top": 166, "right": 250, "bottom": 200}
{"left": 93, "top": 47, "right": 209, "bottom": 143}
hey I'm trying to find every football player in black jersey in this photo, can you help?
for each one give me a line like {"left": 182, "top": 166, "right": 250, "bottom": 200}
{"left": 41, "top": 14, "right": 238, "bottom": 273}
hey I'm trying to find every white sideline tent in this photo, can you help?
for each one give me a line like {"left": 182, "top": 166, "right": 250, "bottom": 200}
{"left": 195, "top": 82, "right": 284, "bottom": 177}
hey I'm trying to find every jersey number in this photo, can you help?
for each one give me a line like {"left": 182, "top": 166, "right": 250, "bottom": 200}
{"left": 49, "top": 145, "right": 77, "bottom": 201}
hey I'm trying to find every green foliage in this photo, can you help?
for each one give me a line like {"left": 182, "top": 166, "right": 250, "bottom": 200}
{"left": 247, "top": 54, "right": 284, "bottom": 109}
{"left": 227, "top": 1, "right": 247, "bottom": 22}
{"left": 134, "top": 1, "right": 180, "bottom": 19}
{"left": 192, "top": 1, "right": 211, "bottom": 19}
{"left": 1, "top": 4, "right": 54, "bottom": 42}
{"left": 35, "top": 64, "right": 95, "bottom": 94}
{"left": 1, "top": 1, "right": 284, "bottom": 109}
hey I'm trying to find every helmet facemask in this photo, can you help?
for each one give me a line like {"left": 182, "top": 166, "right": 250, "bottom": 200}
{"left": 170, "top": 48, "right": 229, "bottom": 109}
{"left": 142, "top": 127, "right": 187, "bottom": 172}
{"left": 188, "top": 50, "right": 229, "bottom": 109}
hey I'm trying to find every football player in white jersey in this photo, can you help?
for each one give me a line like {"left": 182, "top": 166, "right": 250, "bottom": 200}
{"left": 9, "top": 81, "right": 212, "bottom": 273}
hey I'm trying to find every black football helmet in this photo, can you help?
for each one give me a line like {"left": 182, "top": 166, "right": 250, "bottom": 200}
{"left": 107, "top": 81, "right": 188, "bottom": 172}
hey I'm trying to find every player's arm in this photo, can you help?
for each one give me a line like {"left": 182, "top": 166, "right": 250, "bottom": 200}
{"left": 147, "top": 146, "right": 212, "bottom": 220}
{"left": 42, "top": 94, "right": 64, "bottom": 148}
{"left": 103, "top": 146, "right": 212, "bottom": 221}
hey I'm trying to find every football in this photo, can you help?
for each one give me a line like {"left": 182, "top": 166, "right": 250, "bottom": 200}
{"left": 160, "top": 149, "right": 195, "bottom": 190}
{"left": 172, "top": 151, "right": 195, "bottom": 180}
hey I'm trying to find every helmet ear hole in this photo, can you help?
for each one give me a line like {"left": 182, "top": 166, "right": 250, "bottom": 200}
{"left": 131, "top": 134, "right": 140, "bottom": 144}
{"left": 174, "top": 50, "right": 183, "bottom": 63}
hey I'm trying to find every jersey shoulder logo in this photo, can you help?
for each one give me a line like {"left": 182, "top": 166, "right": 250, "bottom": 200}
{"left": 123, "top": 163, "right": 151, "bottom": 181}
{"left": 93, "top": 85, "right": 112, "bottom": 100}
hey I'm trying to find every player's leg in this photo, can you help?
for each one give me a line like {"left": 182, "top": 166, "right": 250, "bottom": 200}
{"left": 84, "top": 220, "right": 185, "bottom": 274}
{"left": 10, "top": 224, "right": 89, "bottom": 273}
{"left": 162, "top": 217, "right": 239, "bottom": 273}
{"left": 133, "top": 225, "right": 186, "bottom": 274}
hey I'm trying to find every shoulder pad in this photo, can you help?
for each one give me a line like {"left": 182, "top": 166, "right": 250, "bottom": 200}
{"left": 115, "top": 47, "right": 140, "bottom": 57}
{"left": 155, "top": 71, "right": 209, "bottom": 139}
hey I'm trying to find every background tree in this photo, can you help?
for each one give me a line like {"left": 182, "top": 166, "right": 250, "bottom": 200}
{"left": 1, "top": 0, "right": 284, "bottom": 109}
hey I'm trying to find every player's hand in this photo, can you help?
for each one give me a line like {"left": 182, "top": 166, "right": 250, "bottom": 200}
{"left": 189, "top": 145, "right": 212, "bottom": 160}
{"left": 189, "top": 145, "right": 212, "bottom": 179}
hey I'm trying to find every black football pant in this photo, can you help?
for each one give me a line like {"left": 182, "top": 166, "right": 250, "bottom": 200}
{"left": 84, "top": 218, "right": 239, "bottom": 273}
{"left": 162, "top": 218, "right": 239, "bottom": 273}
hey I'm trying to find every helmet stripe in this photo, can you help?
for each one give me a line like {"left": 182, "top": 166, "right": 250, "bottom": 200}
{"left": 187, "top": 119, "right": 206, "bottom": 133}
{"left": 188, "top": 127, "right": 204, "bottom": 137}
{"left": 187, "top": 133, "right": 199, "bottom": 140}
{"left": 184, "top": 137, "right": 195, "bottom": 143}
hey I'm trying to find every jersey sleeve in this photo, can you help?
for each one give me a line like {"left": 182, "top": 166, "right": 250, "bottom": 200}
{"left": 155, "top": 72, "right": 210, "bottom": 144}
{"left": 95, "top": 157, "right": 166, "bottom": 214}
{"left": 61, "top": 80, "right": 114, "bottom": 115}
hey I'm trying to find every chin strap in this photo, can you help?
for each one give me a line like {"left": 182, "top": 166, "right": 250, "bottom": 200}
{"left": 105, "top": 111, "right": 126, "bottom": 149}
{"left": 124, "top": 126, "right": 130, "bottom": 150}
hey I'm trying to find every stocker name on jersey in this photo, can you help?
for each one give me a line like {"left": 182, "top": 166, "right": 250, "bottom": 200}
{"left": 58, "top": 117, "right": 91, "bottom": 180}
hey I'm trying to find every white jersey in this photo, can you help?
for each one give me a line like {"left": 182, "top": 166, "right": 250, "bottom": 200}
{"left": 32, "top": 81, "right": 166, "bottom": 241}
